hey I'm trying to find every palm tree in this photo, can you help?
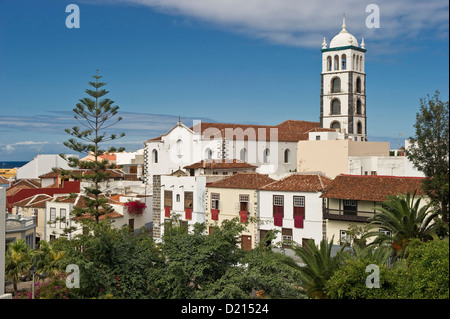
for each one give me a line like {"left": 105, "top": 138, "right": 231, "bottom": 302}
{"left": 5, "top": 239, "right": 33, "bottom": 296}
{"left": 291, "top": 237, "right": 347, "bottom": 299}
{"left": 367, "top": 192, "right": 439, "bottom": 256}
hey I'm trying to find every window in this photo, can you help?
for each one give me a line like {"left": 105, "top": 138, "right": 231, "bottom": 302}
{"left": 334, "top": 55, "right": 339, "bottom": 71}
{"left": 341, "top": 54, "right": 347, "bottom": 70}
{"left": 263, "top": 148, "right": 270, "bottom": 163}
{"left": 371, "top": 171, "right": 377, "bottom": 175}
{"left": 240, "top": 148, "right": 247, "bottom": 162}
{"left": 316, "top": 135, "right": 321, "bottom": 140}
{"left": 331, "top": 77, "right": 340, "bottom": 93}
{"left": 331, "top": 121, "right": 340, "bottom": 130}
{"left": 340, "top": 230, "right": 351, "bottom": 244}
{"left": 284, "top": 149, "right": 290, "bottom": 163}
{"left": 294, "top": 196, "right": 305, "bottom": 228}
{"left": 356, "top": 99, "right": 362, "bottom": 114}
{"left": 343, "top": 200, "right": 357, "bottom": 215}
{"left": 327, "top": 56, "right": 332, "bottom": 71}
{"left": 356, "top": 77, "right": 361, "bottom": 93}
{"left": 357, "top": 121, "right": 362, "bottom": 135}
{"left": 152, "top": 149, "right": 158, "bottom": 164}
{"left": 273, "top": 195, "right": 284, "bottom": 206}
{"left": 205, "top": 148, "right": 212, "bottom": 160}
{"left": 282, "top": 228, "right": 293, "bottom": 248}
{"left": 176, "top": 194, "right": 180, "bottom": 202}
{"left": 184, "top": 191, "right": 193, "bottom": 220}
{"left": 239, "top": 194, "right": 249, "bottom": 212}
{"left": 50, "top": 207, "right": 56, "bottom": 228}
{"left": 176, "top": 139, "right": 183, "bottom": 157}
{"left": 211, "top": 193, "right": 220, "bottom": 209}
{"left": 331, "top": 99, "right": 341, "bottom": 114}
{"left": 60, "top": 208, "right": 66, "bottom": 228}
{"left": 164, "top": 190, "right": 172, "bottom": 218}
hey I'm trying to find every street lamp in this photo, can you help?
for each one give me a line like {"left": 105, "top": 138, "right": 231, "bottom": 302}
{"left": 29, "top": 265, "right": 37, "bottom": 299}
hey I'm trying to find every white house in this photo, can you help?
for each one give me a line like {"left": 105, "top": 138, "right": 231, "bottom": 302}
{"left": 44, "top": 193, "right": 152, "bottom": 241}
{"left": 154, "top": 175, "right": 206, "bottom": 238}
{"left": 16, "top": 154, "right": 78, "bottom": 180}
{"left": 259, "top": 173, "right": 332, "bottom": 248}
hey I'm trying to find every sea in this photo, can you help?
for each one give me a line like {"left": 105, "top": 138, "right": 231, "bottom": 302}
{"left": 0, "top": 161, "right": 28, "bottom": 169}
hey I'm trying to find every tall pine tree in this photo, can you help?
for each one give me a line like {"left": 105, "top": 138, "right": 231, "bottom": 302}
{"left": 60, "top": 71, "right": 125, "bottom": 222}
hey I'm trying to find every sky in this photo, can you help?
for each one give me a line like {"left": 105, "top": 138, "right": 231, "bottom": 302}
{"left": 0, "top": 0, "right": 448, "bottom": 161}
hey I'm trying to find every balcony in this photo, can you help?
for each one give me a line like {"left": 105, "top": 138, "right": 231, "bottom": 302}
{"left": 323, "top": 208, "right": 374, "bottom": 222}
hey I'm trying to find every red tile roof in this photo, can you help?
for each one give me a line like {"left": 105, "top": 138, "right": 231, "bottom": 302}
{"left": 39, "top": 169, "right": 125, "bottom": 179}
{"left": 192, "top": 120, "right": 330, "bottom": 142}
{"left": 146, "top": 120, "right": 335, "bottom": 143}
{"left": 207, "top": 172, "right": 275, "bottom": 190}
{"left": 12, "top": 194, "right": 53, "bottom": 208}
{"left": 261, "top": 174, "right": 332, "bottom": 192}
{"left": 184, "top": 159, "right": 257, "bottom": 170}
{"left": 320, "top": 174, "right": 426, "bottom": 201}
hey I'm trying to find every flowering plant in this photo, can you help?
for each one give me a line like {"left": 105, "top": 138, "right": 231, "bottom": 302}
{"left": 124, "top": 200, "right": 146, "bottom": 216}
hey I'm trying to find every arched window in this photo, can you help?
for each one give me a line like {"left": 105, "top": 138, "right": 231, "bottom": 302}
{"left": 334, "top": 55, "right": 339, "bottom": 71}
{"left": 341, "top": 54, "right": 347, "bottom": 70}
{"left": 357, "top": 121, "right": 363, "bottom": 135}
{"left": 356, "top": 77, "right": 361, "bottom": 93}
{"left": 152, "top": 149, "right": 158, "bottom": 164}
{"left": 327, "top": 56, "right": 332, "bottom": 71}
{"left": 352, "top": 54, "right": 355, "bottom": 70}
{"left": 284, "top": 149, "right": 290, "bottom": 163}
{"left": 240, "top": 148, "right": 247, "bottom": 162}
{"left": 356, "top": 99, "right": 362, "bottom": 114}
{"left": 359, "top": 57, "right": 363, "bottom": 71}
{"left": 263, "top": 148, "right": 270, "bottom": 164}
{"left": 205, "top": 148, "right": 212, "bottom": 159}
{"left": 176, "top": 139, "right": 183, "bottom": 157}
{"left": 356, "top": 56, "right": 359, "bottom": 72}
{"left": 331, "top": 99, "right": 341, "bottom": 115}
{"left": 331, "top": 77, "right": 340, "bottom": 93}
{"left": 331, "top": 121, "right": 341, "bottom": 131}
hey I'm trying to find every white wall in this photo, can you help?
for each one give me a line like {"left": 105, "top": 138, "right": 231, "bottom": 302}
{"left": 17, "top": 154, "right": 78, "bottom": 180}
{"left": 259, "top": 190, "right": 324, "bottom": 246}
{"left": 160, "top": 175, "right": 206, "bottom": 234}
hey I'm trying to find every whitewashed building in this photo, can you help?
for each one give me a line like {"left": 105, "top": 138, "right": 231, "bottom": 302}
{"left": 259, "top": 173, "right": 332, "bottom": 248}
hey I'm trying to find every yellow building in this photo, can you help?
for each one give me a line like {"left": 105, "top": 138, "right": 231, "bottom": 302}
{"left": 206, "top": 172, "right": 275, "bottom": 250}
{"left": 0, "top": 168, "right": 16, "bottom": 179}
{"left": 297, "top": 139, "right": 389, "bottom": 178}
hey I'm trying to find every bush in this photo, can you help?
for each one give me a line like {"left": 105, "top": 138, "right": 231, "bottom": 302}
{"left": 325, "top": 239, "right": 449, "bottom": 299}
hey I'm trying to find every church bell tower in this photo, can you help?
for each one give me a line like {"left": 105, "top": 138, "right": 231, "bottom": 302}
{"left": 320, "top": 16, "right": 367, "bottom": 141}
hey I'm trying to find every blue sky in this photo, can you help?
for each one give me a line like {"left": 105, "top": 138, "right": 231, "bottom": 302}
{"left": 0, "top": 0, "right": 448, "bottom": 161}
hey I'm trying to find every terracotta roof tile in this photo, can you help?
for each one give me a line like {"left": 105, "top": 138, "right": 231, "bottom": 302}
{"left": 207, "top": 172, "right": 275, "bottom": 190}
{"left": 12, "top": 194, "right": 53, "bottom": 208}
{"left": 320, "top": 174, "right": 426, "bottom": 201}
{"left": 261, "top": 174, "right": 332, "bottom": 192}
{"left": 184, "top": 159, "right": 257, "bottom": 170}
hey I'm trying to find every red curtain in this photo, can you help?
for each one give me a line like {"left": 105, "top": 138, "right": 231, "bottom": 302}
{"left": 164, "top": 206, "right": 171, "bottom": 218}
{"left": 240, "top": 211, "right": 248, "bottom": 223}
{"left": 273, "top": 213, "right": 283, "bottom": 227}
{"left": 294, "top": 215, "right": 304, "bottom": 228}
{"left": 185, "top": 208, "right": 192, "bottom": 220}
{"left": 211, "top": 209, "right": 219, "bottom": 221}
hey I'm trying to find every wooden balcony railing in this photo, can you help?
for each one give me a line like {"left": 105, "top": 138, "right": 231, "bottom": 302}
{"left": 323, "top": 208, "right": 375, "bottom": 222}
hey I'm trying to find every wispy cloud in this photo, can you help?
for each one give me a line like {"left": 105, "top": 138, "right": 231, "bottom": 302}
{"left": 110, "top": 0, "right": 448, "bottom": 50}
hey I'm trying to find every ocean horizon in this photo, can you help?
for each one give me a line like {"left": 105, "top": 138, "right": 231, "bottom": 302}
{"left": 0, "top": 161, "right": 28, "bottom": 169}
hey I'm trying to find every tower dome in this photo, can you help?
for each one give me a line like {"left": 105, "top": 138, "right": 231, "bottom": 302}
{"left": 329, "top": 16, "right": 358, "bottom": 48}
